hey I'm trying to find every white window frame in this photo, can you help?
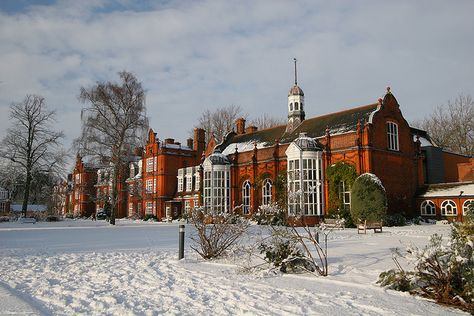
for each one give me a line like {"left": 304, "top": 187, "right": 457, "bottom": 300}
{"left": 177, "top": 176, "right": 184, "bottom": 192}
{"left": 145, "top": 201, "right": 154, "bottom": 215}
{"left": 463, "top": 200, "right": 474, "bottom": 215}
{"left": 441, "top": 200, "right": 457, "bottom": 216}
{"left": 146, "top": 179, "right": 153, "bottom": 193}
{"left": 338, "top": 181, "right": 351, "bottom": 211}
{"left": 203, "top": 163, "right": 230, "bottom": 213}
{"left": 420, "top": 200, "right": 436, "bottom": 216}
{"left": 387, "top": 121, "right": 399, "bottom": 151}
{"left": 146, "top": 157, "right": 156, "bottom": 172}
{"left": 128, "top": 203, "right": 134, "bottom": 217}
{"left": 262, "top": 179, "right": 272, "bottom": 206}
{"left": 185, "top": 200, "right": 191, "bottom": 212}
{"left": 287, "top": 154, "right": 323, "bottom": 216}
{"left": 242, "top": 180, "right": 251, "bottom": 214}
{"left": 186, "top": 174, "right": 193, "bottom": 192}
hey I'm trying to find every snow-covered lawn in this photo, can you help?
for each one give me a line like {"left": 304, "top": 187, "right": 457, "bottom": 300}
{"left": 0, "top": 220, "right": 468, "bottom": 315}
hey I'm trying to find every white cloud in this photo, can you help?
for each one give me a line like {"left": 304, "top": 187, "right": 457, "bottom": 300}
{"left": 0, "top": 0, "right": 473, "bottom": 167}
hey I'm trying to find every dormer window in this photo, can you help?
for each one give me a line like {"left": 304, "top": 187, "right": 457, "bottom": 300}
{"left": 387, "top": 121, "right": 399, "bottom": 151}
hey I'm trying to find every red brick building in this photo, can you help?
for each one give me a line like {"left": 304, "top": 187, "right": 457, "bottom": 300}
{"left": 69, "top": 155, "right": 98, "bottom": 217}
{"left": 137, "top": 128, "right": 205, "bottom": 219}
{"left": 189, "top": 73, "right": 471, "bottom": 223}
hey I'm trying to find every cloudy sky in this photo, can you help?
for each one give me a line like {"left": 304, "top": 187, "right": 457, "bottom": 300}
{"left": 1, "top": 0, "right": 473, "bottom": 157}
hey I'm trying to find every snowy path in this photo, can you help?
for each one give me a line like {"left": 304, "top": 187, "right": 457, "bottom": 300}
{"left": 0, "top": 220, "right": 468, "bottom": 315}
{"left": 0, "top": 282, "right": 42, "bottom": 315}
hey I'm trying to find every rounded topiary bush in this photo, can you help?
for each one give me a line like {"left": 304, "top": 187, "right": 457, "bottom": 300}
{"left": 350, "top": 173, "right": 387, "bottom": 223}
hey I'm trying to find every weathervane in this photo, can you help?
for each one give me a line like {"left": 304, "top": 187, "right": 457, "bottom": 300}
{"left": 293, "top": 58, "right": 298, "bottom": 85}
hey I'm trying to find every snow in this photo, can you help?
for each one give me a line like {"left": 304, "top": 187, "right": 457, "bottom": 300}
{"left": 419, "top": 183, "right": 474, "bottom": 197}
{"left": 222, "top": 141, "right": 269, "bottom": 155}
{"left": 413, "top": 135, "right": 434, "bottom": 147}
{"left": 0, "top": 220, "right": 468, "bottom": 315}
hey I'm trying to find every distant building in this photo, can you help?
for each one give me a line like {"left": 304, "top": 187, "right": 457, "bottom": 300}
{"left": 67, "top": 155, "right": 98, "bottom": 217}
{"left": 0, "top": 187, "right": 10, "bottom": 214}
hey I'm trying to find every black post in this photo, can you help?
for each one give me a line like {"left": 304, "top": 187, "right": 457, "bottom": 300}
{"left": 179, "top": 224, "right": 185, "bottom": 260}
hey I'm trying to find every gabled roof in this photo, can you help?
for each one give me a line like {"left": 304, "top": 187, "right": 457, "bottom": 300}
{"left": 217, "top": 103, "right": 379, "bottom": 154}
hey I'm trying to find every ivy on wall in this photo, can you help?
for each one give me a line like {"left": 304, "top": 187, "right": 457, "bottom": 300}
{"left": 326, "top": 162, "right": 357, "bottom": 214}
{"left": 274, "top": 170, "right": 288, "bottom": 210}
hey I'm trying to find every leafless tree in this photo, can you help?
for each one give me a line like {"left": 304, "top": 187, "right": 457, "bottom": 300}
{"left": 75, "top": 71, "right": 148, "bottom": 225}
{"left": 0, "top": 95, "right": 65, "bottom": 217}
{"left": 249, "top": 113, "right": 285, "bottom": 130}
{"left": 195, "top": 105, "right": 245, "bottom": 143}
{"left": 415, "top": 94, "right": 474, "bottom": 156}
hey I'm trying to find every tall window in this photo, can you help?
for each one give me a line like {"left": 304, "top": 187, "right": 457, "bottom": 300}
{"left": 420, "top": 200, "right": 436, "bottom": 216}
{"left": 146, "top": 157, "right": 156, "bottom": 172}
{"left": 262, "top": 179, "right": 272, "bottom": 206}
{"left": 441, "top": 200, "right": 457, "bottom": 216}
{"left": 177, "top": 177, "right": 183, "bottom": 192}
{"left": 338, "top": 181, "right": 351, "bottom": 210}
{"left": 128, "top": 203, "right": 134, "bottom": 217}
{"left": 194, "top": 172, "right": 200, "bottom": 191}
{"left": 145, "top": 202, "right": 153, "bottom": 215}
{"left": 242, "top": 180, "right": 251, "bottom": 214}
{"left": 186, "top": 174, "right": 193, "bottom": 192}
{"left": 387, "top": 121, "right": 399, "bottom": 151}
{"left": 290, "top": 103, "right": 293, "bottom": 111}
{"left": 287, "top": 157, "right": 323, "bottom": 216}
{"left": 185, "top": 200, "right": 191, "bottom": 212}
{"left": 146, "top": 179, "right": 154, "bottom": 193}
{"left": 463, "top": 200, "right": 474, "bottom": 215}
{"left": 294, "top": 102, "right": 299, "bottom": 111}
{"left": 203, "top": 167, "right": 230, "bottom": 213}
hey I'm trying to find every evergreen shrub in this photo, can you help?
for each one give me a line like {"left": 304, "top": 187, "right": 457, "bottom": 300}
{"left": 350, "top": 173, "right": 387, "bottom": 223}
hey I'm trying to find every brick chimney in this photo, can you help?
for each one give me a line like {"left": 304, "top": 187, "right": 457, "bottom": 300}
{"left": 187, "top": 138, "right": 194, "bottom": 149}
{"left": 235, "top": 117, "right": 246, "bottom": 135}
{"left": 245, "top": 125, "right": 258, "bottom": 134}
{"left": 194, "top": 128, "right": 206, "bottom": 155}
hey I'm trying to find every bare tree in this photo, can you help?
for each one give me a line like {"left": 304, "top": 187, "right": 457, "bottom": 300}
{"left": 195, "top": 105, "right": 245, "bottom": 143}
{"left": 0, "top": 95, "right": 65, "bottom": 217}
{"left": 75, "top": 71, "right": 148, "bottom": 225}
{"left": 416, "top": 94, "right": 474, "bottom": 156}
{"left": 249, "top": 113, "right": 285, "bottom": 130}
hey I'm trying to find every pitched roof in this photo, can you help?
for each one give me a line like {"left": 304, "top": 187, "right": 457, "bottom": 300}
{"left": 218, "top": 103, "right": 379, "bottom": 154}
{"left": 417, "top": 182, "right": 474, "bottom": 198}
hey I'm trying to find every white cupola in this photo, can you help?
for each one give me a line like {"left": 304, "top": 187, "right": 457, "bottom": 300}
{"left": 286, "top": 58, "right": 305, "bottom": 133}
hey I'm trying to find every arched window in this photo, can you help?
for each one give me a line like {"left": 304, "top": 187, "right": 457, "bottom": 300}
{"left": 262, "top": 179, "right": 272, "bottom": 206}
{"left": 420, "top": 200, "right": 436, "bottom": 216}
{"left": 463, "top": 200, "right": 474, "bottom": 215}
{"left": 441, "top": 200, "right": 457, "bottom": 216}
{"left": 294, "top": 102, "right": 299, "bottom": 111}
{"left": 387, "top": 121, "right": 399, "bottom": 151}
{"left": 290, "top": 103, "right": 293, "bottom": 111}
{"left": 242, "top": 180, "right": 251, "bottom": 214}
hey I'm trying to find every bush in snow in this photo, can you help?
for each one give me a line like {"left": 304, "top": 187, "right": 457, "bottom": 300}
{"left": 384, "top": 214, "right": 407, "bottom": 227}
{"left": 350, "top": 173, "right": 387, "bottom": 223}
{"left": 258, "top": 218, "right": 330, "bottom": 276}
{"left": 258, "top": 229, "right": 312, "bottom": 273}
{"left": 378, "top": 210, "right": 474, "bottom": 313}
{"left": 189, "top": 207, "right": 250, "bottom": 259}
{"left": 252, "top": 203, "right": 288, "bottom": 226}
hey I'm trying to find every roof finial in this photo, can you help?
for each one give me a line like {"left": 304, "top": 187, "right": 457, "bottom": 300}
{"left": 293, "top": 58, "right": 298, "bottom": 85}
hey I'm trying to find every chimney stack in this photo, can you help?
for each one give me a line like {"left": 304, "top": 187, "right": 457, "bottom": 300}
{"left": 245, "top": 125, "right": 258, "bottom": 134}
{"left": 235, "top": 118, "right": 246, "bottom": 135}
{"left": 187, "top": 138, "right": 194, "bottom": 149}
{"left": 194, "top": 128, "right": 206, "bottom": 155}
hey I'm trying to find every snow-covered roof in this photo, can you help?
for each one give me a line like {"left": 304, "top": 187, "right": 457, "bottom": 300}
{"left": 217, "top": 103, "right": 379, "bottom": 154}
{"left": 417, "top": 182, "right": 474, "bottom": 198}
{"left": 10, "top": 204, "right": 48, "bottom": 212}
{"left": 413, "top": 135, "right": 433, "bottom": 147}
{"left": 162, "top": 144, "right": 192, "bottom": 151}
